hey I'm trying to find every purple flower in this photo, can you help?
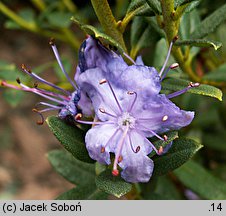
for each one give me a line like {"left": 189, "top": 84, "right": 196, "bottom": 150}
{"left": 1, "top": 39, "right": 81, "bottom": 124}
{"left": 75, "top": 37, "right": 199, "bottom": 183}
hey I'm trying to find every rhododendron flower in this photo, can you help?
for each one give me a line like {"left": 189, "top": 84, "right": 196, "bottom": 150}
{"left": 75, "top": 37, "right": 198, "bottom": 183}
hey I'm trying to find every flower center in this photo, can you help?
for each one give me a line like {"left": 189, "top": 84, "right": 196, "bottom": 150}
{"left": 117, "top": 112, "right": 136, "bottom": 129}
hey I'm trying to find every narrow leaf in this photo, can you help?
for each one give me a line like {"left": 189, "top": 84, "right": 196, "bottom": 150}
{"left": 71, "top": 17, "right": 124, "bottom": 53}
{"left": 161, "top": 78, "right": 223, "bottom": 101}
{"left": 203, "top": 63, "right": 226, "bottom": 82}
{"left": 48, "top": 150, "right": 95, "bottom": 185}
{"left": 96, "top": 169, "right": 132, "bottom": 198}
{"left": 191, "top": 3, "right": 226, "bottom": 39}
{"left": 145, "top": 0, "right": 162, "bottom": 14}
{"left": 126, "top": 0, "right": 154, "bottom": 18}
{"left": 174, "top": 160, "right": 226, "bottom": 199}
{"left": 57, "top": 184, "right": 108, "bottom": 200}
{"left": 153, "top": 138, "right": 203, "bottom": 176}
{"left": 130, "top": 17, "right": 160, "bottom": 58}
{"left": 175, "top": 39, "right": 222, "bottom": 50}
{"left": 46, "top": 116, "right": 94, "bottom": 163}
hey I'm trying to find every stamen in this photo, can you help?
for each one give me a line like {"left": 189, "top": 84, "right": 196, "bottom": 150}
{"left": 128, "top": 133, "right": 140, "bottom": 153}
{"left": 99, "top": 79, "right": 123, "bottom": 113}
{"left": 159, "top": 36, "right": 178, "bottom": 77}
{"left": 49, "top": 39, "right": 77, "bottom": 90}
{"left": 35, "top": 102, "right": 62, "bottom": 110}
{"left": 75, "top": 119, "right": 114, "bottom": 125}
{"left": 99, "top": 108, "right": 117, "bottom": 118}
{"left": 167, "top": 82, "right": 200, "bottom": 99}
{"left": 34, "top": 86, "right": 69, "bottom": 101}
{"left": 101, "top": 147, "right": 105, "bottom": 153}
{"left": 113, "top": 124, "right": 129, "bottom": 175}
{"left": 160, "top": 62, "right": 179, "bottom": 81}
{"left": 21, "top": 64, "right": 70, "bottom": 95}
{"left": 1, "top": 80, "right": 22, "bottom": 90}
{"left": 158, "top": 146, "right": 164, "bottom": 154}
{"left": 75, "top": 113, "right": 82, "bottom": 120}
{"left": 101, "top": 129, "right": 119, "bottom": 152}
{"left": 123, "top": 52, "right": 136, "bottom": 65}
{"left": 140, "top": 125, "right": 165, "bottom": 141}
{"left": 136, "top": 129, "right": 164, "bottom": 155}
{"left": 162, "top": 115, "right": 168, "bottom": 122}
{"left": 32, "top": 108, "right": 45, "bottom": 125}
{"left": 127, "top": 91, "right": 137, "bottom": 112}
{"left": 163, "top": 135, "right": 168, "bottom": 141}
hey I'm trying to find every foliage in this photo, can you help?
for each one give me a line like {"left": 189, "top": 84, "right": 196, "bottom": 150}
{"left": 0, "top": 0, "right": 226, "bottom": 199}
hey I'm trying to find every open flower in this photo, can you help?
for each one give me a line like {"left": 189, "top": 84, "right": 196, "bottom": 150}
{"left": 1, "top": 39, "right": 81, "bottom": 124}
{"left": 75, "top": 37, "right": 198, "bottom": 183}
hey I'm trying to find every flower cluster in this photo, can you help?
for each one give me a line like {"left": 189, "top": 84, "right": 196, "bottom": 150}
{"left": 1, "top": 36, "right": 199, "bottom": 183}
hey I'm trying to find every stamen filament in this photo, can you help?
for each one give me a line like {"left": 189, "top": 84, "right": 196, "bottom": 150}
{"left": 75, "top": 119, "right": 114, "bottom": 125}
{"left": 35, "top": 102, "right": 62, "bottom": 110}
{"left": 17, "top": 81, "right": 68, "bottom": 105}
{"left": 49, "top": 40, "right": 77, "bottom": 90}
{"left": 99, "top": 108, "right": 117, "bottom": 118}
{"left": 140, "top": 125, "right": 165, "bottom": 141}
{"left": 136, "top": 129, "right": 163, "bottom": 155}
{"left": 21, "top": 64, "right": 70, "bottom": 95}
{"left": 127, "top": 91, "right": 137, "bottom": 112}
{"left": 123, "top": 52, "right": 136, "bottom": 65}
{"left": 160, "top": 63, "right": 179, "bottom": 81}
{"left": 101, "top": 128, "right": 120, "bottom": 152}
{"left": 113, "top": 123, "right": 129, "bottom": 174}
{"left": 159, "top": 36, "right": 178, "bottom": 77}
{"left": 167, "top": 82, "right": 200, "bottom": 99}
{"left": 128, "top": 133, "right": 140, "bottom": 153}
{"left": 99, "top": 79, "right": 123, "bottom": 113}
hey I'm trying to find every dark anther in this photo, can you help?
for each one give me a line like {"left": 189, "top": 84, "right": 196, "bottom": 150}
{"left": 74, "top": 113, "right": 82, "bottom": 120}
{"left": 135, "top": 146, "right": 140, "bottom": 153}
{"left": 16, "top": 78, "right": 21, "bottom": 84}
{"left": 32, "top": 108, "right": 44, "bottom": 125}
{"left": 49, "top": 38, "right": 55, "bottom": 46}
{"left": 173, "top": 35, "right": 179, "bottom": 43}
{"left": 163, "top": 135, "right": 168, "bottom": 141}
{"left": 101, "top": 147, "right": 105, "bottom": 153}
{"left": 33, "top": 82, "right": 38, "bottom": 88}
{"left": 99, "top": 79, "right": 107, "bottom": 85}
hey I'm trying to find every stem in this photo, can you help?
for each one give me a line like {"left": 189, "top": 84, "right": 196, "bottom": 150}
{"left": 63, "top": 0, "right": 77, "bottom": 12}
{"left": 0, "top": 2, "right": 37, "bottom": 31}
{"left": 160, "top": 0, "right": 201, "bottom": 81}
{"left": 30, "top": 0, "right": 46, "bottom": 11}
{"left": 90, "top": 0, "right": 127, "bottom": 52}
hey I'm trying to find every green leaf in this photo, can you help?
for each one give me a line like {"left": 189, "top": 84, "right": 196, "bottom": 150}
{"left": 48, "top": 150, "right": 95, "bottom": 185}
{"left": 57, "top": 183, "right": 108, "bottom": 200}
{"left": 130, "top": 17, "right": 161, "bottom": 59}
{"left": 202, "top": 132, "right": 226, "bottom": 151}
{"left": 175, "top": 39, "right": 222, "bottom": 50}
{"left": 202, "top": 63, "right": 226, "bottom": 82}
{"left": 46, "top": 116, "right": 94, "bottom": 163}
{"left": 141, "top": 176, "right": 182, "bottom": 199}
{"left": 2, "top": 89, "right": 24, "bottom": 107}
{"left": 96, "top": 170, "right": 132, "bottom": 198}
{"left": 161, "top": 77, "right": 223, "bottom": 101}
{"left": 174, "top": 160, "right": 226, "bottom": 199}
{"left": 0, "top": 60, "right": 21, "bottom": 80}
{"left": 191, "top": 3, "right": 226, "bottom": 39}
{"left": 175, "top": 0, "right": 201, "bottom": 12}
{"left": 149, "top": 131, "right": 179, "bottom": 157}
{"left": 153, "top": 138, "right": 203, "bottom": 176}
{"left": 71, "top": 17, "right": 125, "bottom": 53}
{"left": 47, "top": 12, "right": 72, "bottom": 28}
{"left": 145, "top": 0, "right": 162, "bottom": 14}
{"left": 126, "top": 0, "right": 155, "bottom": 18}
